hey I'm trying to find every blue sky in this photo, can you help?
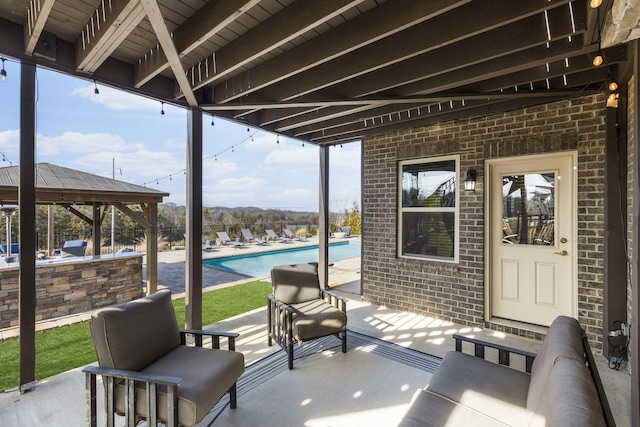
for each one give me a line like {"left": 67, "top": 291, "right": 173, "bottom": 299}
{"left": 0, "top": 61, "right": 360, "bottom": 212}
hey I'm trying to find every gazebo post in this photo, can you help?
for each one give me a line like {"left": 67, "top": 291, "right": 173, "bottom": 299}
{"left": 92, "top": 203, "right": 101, "bottom": 256}
{"left": 145, "top": 203, "right": 158, "bottom": 295}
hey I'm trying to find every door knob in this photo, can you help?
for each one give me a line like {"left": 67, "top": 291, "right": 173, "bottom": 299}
{"left": 554, "top": 250, "right": 568, "bottom": 256}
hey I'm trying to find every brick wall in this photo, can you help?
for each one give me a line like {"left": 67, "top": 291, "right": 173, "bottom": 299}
{"left": 362, "top": 94, "right": 607, "bottom": 348}
{"left": 0, "top": 255, "right": 143, "bottom": 330}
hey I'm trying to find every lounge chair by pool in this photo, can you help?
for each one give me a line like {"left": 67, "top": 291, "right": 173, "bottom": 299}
{"left": 283, "top": 228, "right": 307, "bottom": 241}
{"left": 241, "top": 228, "right": 258, "bottom": 244}
{"left": 266, "top": 229, "right": 290, "bottom": 243}
{"left": 216, "top": 231, "right": 233, "bottom": 245}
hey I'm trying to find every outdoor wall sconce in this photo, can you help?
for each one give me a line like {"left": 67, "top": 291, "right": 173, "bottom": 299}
{"left": 464, "top": 169, "right": 477, "bottom": 192}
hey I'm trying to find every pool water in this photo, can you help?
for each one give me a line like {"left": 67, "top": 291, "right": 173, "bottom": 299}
{"left": 203, "top": 241, "right": 361, "bottom": 277}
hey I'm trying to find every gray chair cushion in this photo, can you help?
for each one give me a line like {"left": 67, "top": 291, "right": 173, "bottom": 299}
{"left": 89, "top": 289, "right": 181, "bottom": 372}
{"left": 526, "top": 315, "right": 586, "bottom": 412}
{"left": 114, "top": 346, "right": 245, "bottom": 426}
{"left": 527, "top": 357, "right": 607, "bottom": 427}
{"left": 290, "top": 299, "right": 347, "bottom": 342}
{"left": 271, "top": 263, "right": 321, "bottom": 304}
{"left": 426, "top": 351, "right": 531, "bottom": 426}
{"left": 399, "top": 389, "right": 509, "bottom": 427}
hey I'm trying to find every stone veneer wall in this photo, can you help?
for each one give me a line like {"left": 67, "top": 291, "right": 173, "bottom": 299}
{"left": 362, "top": 94, "right": 607, "bottom": 348}
{"left": 0, "top": 254, "right": 143, "bottom": 330}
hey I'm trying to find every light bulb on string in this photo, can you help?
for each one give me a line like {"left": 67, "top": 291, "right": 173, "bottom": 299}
{"left": 93, "top": 79, "right": 100, "bottom": 99}
{"left": 160, "top": 102, "right": 165, "bottom": 118}
{"left": 609, "top": 82, "right": 618, "bottom": 92}
{"left": 277, "top": 135, "right": 280, "bottom": 144}
{"left": 1, "top": 58, "right": 7, "bottom": 82}
{"left": 211, "top": 117, "right": 215, "bottom": 126}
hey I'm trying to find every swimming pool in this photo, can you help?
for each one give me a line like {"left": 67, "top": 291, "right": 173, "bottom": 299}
{"left": 203, "top": 241, "right": 361, "bottom": 277}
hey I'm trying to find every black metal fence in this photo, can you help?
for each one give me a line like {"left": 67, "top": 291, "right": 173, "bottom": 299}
{"left": 31, "top": 222, "right": 316, "bottom": 253}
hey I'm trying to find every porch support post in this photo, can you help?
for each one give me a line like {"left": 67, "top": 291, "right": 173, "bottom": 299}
{"left": 603, "top": 83, "right": 627, "bottom": 355}
{"left": 631, "top": 39, "right": 640, "bottom": 427}
{"left": 19, "top": 61, "right": 37, "bottom": 393}
{"left": 319, "top": 145, "right": 329, "bottom": 289}
{"left": 145, "top": 203, "right": 158, "bottom": 295}
{"left": 92, "top": 203, "right": 101, "bottom": 256}
{"left": 185, "top": 109, "right": 203, "bottom": 329}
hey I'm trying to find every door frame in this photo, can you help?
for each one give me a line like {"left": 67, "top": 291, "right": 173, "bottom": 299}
{"left": 484, "top": 151, "right": 578, "bottom": 324}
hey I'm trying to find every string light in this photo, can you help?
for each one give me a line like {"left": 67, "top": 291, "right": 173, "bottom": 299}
{"left": 277, "top": 135, "right": 280, "bottom": 144}
{"left": 590, "top": 0, "right": 602, "bottom": 8}
{"left": 1, "top": 58, "right": 7, "bottom": 82}
{"left": 160, "top": 102, "right": 165, "bottom": 118}
{"left": 211, "top": 116, "right": 215, "bottom": 126}
{"left": 93, "top": 79, "right": 100, "bottom": 99}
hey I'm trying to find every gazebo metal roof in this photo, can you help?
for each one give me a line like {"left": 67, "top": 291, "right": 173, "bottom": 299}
{"left": 0, "top": 163, "right": 169, "bottom": 205}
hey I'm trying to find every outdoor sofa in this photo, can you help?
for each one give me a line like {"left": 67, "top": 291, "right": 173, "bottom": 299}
{"left": 399, "top": 315, "right": 615, "bottom": 427}
{"left": 83, "top": 289, "right": 244, "bottom": 427}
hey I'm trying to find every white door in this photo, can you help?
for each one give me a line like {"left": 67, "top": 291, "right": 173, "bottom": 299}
{"left": 488, "top": 153, "right": 576, "bottom": 327}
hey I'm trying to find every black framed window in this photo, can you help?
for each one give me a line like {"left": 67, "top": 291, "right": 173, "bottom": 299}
{"left": 399, "top": 156, "right": 459, "bottom": 262}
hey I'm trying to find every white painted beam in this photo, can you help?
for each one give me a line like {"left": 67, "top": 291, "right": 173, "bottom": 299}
{"left": 23, "top": 0, "right": 55, "bottom": 55}
{"left": 139, "top": 0, "right": 198, "bottom": 106}
{"left": 75, "top": 0, "right": 146, "bottom": 73}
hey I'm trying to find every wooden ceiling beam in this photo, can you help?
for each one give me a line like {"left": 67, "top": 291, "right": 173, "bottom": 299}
{"left": 75, "top": 0, "right": 146, "bottom": 73}
{"left": 179, "top": 0, "right": 368, "bottom": 99}
{"left": 308, "top": 96, "right": 576, "bottom": 144}
{"left": 139, "top": 0, "right": 198, "bottom": 106}
{"left": 23, "top": 0, "right": 55, "bottom": 55}
{"left": 252, "top": 0, "right": 580, "bottom": 102}
{"left": 211, "top": 0, "right": 472, "bottom": 104}
{"left": 398, "top": 36, "right": 599, "bottom": 96}
{"left": 134, "top": 0, "right": 259, "bottom": 88}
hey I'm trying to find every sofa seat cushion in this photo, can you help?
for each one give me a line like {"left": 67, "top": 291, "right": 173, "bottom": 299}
{"left": 114, "top": 345, "right": 245, "bottom": 427}
{"left": 527, "top": 357, "right": 607, "bottom": 427}
{"left": 399, "top": 388, "right": 510, "bottom": 427}
{"left": 290, "top": 299, "right": 347, "bottom": 342}
{"left": 426, "top": 351, "right": 531, "bottom": 426}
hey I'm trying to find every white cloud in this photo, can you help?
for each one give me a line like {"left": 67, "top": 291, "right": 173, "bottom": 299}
{"left": 213, "top": 176, "right": 266, "bottom": 192}
{"left": 36, "top": 131, "right": 132, "bottom": 156}
{"left": 71, "top": 84, "right": 161, "bottom": 111}
{"left": 263, "top": 145, "right": 316, "bottom": 167}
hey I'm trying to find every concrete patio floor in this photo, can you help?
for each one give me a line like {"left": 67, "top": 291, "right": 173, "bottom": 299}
{"left": 0, "top": 237, "right": 632, "bottom": 426}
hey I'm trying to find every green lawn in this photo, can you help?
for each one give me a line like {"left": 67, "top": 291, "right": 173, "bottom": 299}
{"left": 0, "top": 280, "right": 272, "bottom": 392}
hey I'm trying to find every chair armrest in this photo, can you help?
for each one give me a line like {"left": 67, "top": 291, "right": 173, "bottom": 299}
{"left": 320, "top": 289, "right": 348, "bottom": 312}
{"left": 83, "top": 365, "right": 183, "bottom": 427}
{"left": 83, "top": 364, "right": 183, "bottom": 386}
{"left": 452, "top": 334, "right": 537, "bottom": 373}
{"left": 180, "top": 329, "right": 240, "bottom": 351}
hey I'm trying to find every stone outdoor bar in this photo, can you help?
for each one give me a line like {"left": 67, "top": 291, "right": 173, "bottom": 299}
{"left": 0, "top": 252, "right": 143, "bottom": 329}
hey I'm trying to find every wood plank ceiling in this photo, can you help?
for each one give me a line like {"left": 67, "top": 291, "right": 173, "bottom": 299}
{"left": 0, "top": 0, "right": 625, "bottom": 145}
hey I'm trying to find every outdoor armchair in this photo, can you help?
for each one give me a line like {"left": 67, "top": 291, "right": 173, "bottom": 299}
{"left": 83, "top": 289, "right": 244, "bottom": 427}
{"left": 267, "top": 263, "right": 347, "bottom": 369}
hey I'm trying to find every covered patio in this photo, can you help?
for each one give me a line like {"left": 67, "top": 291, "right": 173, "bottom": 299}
{"left": 0, "top": 0, "right": 639, "bottom": 425}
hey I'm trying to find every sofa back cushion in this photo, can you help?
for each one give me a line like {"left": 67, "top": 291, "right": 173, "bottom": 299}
{"left": 528, "top": 357, "right": 607, "bottom": 427}
{"left": 89, "top": 290, "right": 181, "bottom": 371}
{"left": 271, "top": 263, "right": 320, "bottom": 304}
{"left": 526, "top": 315, "right": 586, "bottom": 411}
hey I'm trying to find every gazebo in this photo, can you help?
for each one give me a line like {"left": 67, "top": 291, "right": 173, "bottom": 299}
{"left": 0, "top": 163, "right": 169, "bottom": 293}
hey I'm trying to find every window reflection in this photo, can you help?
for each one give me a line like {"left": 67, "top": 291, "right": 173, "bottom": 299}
{"left": 502, "top": 173, "right": 555, "bottom": 245}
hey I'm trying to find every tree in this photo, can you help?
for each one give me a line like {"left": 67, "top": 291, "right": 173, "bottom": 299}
{"left": 341, "top": 201, "right": 361, "bottom": 235}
